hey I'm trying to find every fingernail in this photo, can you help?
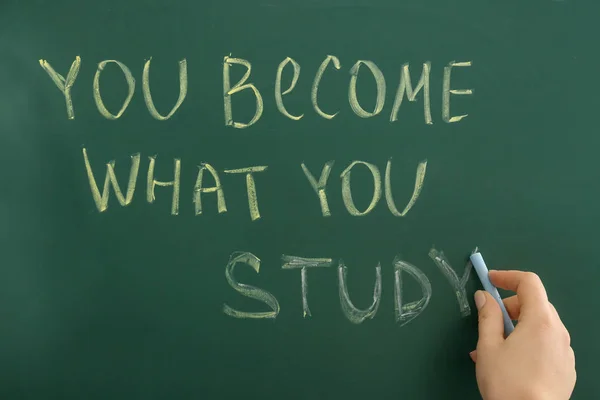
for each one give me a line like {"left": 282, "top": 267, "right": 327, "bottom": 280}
{"left": 469, "top": 350, "right": 477, "bottom": 363}
{"left": 475, "top": 290, "right": 486, "bottom": 310}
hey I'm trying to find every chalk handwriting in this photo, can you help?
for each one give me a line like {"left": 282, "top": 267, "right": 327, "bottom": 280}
{"left": 275, "top": 57, "right": 303, "bottom": 120}
{"left": 385, "top": 158, "right": 428, "bottom": 217}
{"left": 40, "top": 55, "right": 473, "bottom": 124}
{"left": 442, "top": 61, "right": 473, "bottom": 123}
{"left": 220, "top": 250, "right": 476, "bottom": 322}
{"left": 83, "top": 152, "right": 427, "bottom": 218}
{"left": 194, "top": 163, "right": 227, "bottom": 215}
{"left": 147, "top": 155, "right": 181, "bottom": 216}
{"left": 301, "top": 161, "right": 335, "bottom": 217}
{"left": 282, "top": 255, "right": 334, "bottom": 317}
{"left": 223, "top": 252, "right": 280, "bottom": 319}
{"left": 93, "top": 60, "right": 136, "bottom": 120}
{"left": 428, "top": 247, "right": 472, "bottom": 316}
{"left": 39, "top": 50, "right": 482, "bottom": 330}
{"left": 224, "top": 166, "right": 268, "bottom": 221}
{"left": 338, "top": 260, "right": 382, "bottom": 324}
{"left": 340, "top": 161, "right": 382, "bottom": 216}
{"left": 348, "top": 60, "right": 386, "bottom": 118}
{"left": 82, "top": 147, "right": 140, "bottom": 212}
{"left": 311, "top": 55, "right": 341, "bottom": 119}
{"left": 390, "top": 62, "right": 432, "bottom": 124}
{"left": 142, "top": 58, "right": 188, "bottom": 120}
{"left": 39, "top": 56, "right": 81, "bottom": 120}
{"left": 223, "top": 56, "right": 264, "bottom": 128}
{"left": 393, "top": 256, "right": 432, "bottom": 326}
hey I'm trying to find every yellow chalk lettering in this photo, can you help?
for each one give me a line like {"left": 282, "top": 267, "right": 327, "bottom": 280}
{"left": 142, "top": 58, "right": 188, "bottom": 120}
{"left": 348, "top": 60, "right": 386, "bottom": 118}
{"left": 442, "top": 61, "right": 473, "bottom": 123}
{"left": 147, "top": 156, "right": 181, "bottom": 215}
{"left": 301, "top": 161, "right": 334, "bottom": 217}
{"left": 340, "top": 161, "right": 382, "bottom": 216}
{"left": 93, "top": 60, "right": 136, "bottom": 120}
{"left": 224, "top": 166, "right": 268, "bottom": 221}
{"left": 311, "top": 55, "right": 341, "bottom": 120}
{"left": 82, "top": 148, "right": 140, "bottom": 212}
{"left": 223, "top": 56, "right": 263, "bottom": 128}
{"left": 275, "top": 57, "right": 303, "bottom": 120}
{"left": 38, "top": 56, "right": 81, "bottom": 119}
{"left": 193, "top": 163, "right": 227, "bottom": 215}
{"left": 385, "top": 159, "right": 428, "bottom": 217}
{"left": 390, "top": 62, "right": 432, "bottom": 124}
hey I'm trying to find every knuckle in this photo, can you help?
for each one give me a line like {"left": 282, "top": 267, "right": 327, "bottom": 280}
{"left": 535, "top": 316, "right": 570, "bottom": 344}
{"left": 535, "top": 315, "right": 555, "bottom": 334}
{"left": 523, "top": 271, "right": 541, "bottom": 285}
{"left": 537, "top": 309, "right": 554, "bottom": 326}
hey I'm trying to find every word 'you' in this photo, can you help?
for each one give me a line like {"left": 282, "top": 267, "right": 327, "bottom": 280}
{"left": 40, "top": 55, "right": 473, "bottom": 126}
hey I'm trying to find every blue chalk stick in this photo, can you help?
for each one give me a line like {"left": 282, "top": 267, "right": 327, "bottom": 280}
{"left": 470, "top": 251, "right": 515, "bottom": 336}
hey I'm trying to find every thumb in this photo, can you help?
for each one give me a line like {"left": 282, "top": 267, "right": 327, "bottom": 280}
{"left": 475, "top": 290, "right": 505, "bottom": 351}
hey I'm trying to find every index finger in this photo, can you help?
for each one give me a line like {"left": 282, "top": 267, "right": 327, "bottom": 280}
{"left": 489, "top": 270, "right": 548, "bottom": 314}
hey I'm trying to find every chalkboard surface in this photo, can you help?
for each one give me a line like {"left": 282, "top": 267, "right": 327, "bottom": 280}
{"left": 0, "top": 0, "right": 597, "bottom": 398}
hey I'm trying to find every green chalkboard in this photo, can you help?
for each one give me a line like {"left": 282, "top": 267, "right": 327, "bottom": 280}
{"left": 0, "top": 0, "right": 597, "bottom": 398}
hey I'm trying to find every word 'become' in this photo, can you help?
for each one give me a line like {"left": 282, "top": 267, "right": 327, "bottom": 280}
{"left": 222, "top": 248, "right": 472, "bottom": 325}
{"left": 39, "top": 55, "right": 473, "bottom": 126}
{"left": 83, "top": 148, "right": 427, "bottom": 219}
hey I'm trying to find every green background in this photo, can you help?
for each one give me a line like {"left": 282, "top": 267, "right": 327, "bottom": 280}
{"left": 0, "top": 0, "right": 596, "bottom": 398}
